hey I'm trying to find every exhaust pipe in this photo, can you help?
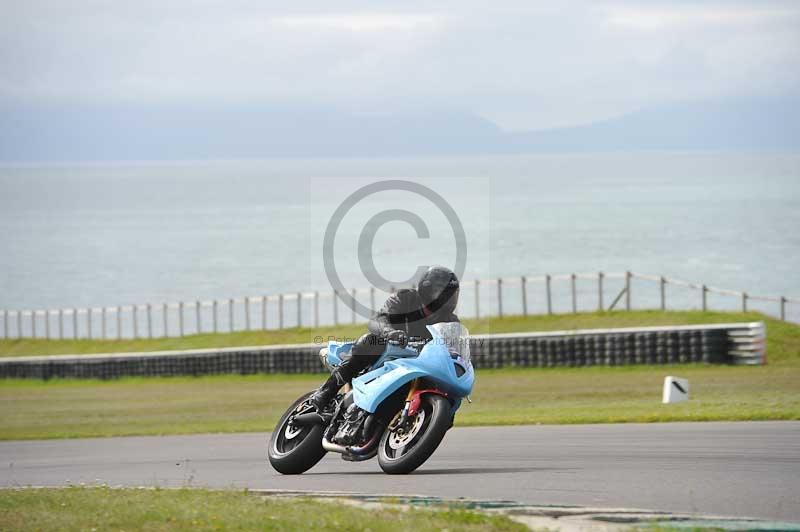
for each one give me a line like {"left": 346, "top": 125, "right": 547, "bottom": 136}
{"left": 347, "top": 430, "right": 381, "bottom": 455}
{"left": 322, "top": 430, "right": 381, "bottom": 456}
{"left": 322, "top": 437, "right": 348, "bottom": 453}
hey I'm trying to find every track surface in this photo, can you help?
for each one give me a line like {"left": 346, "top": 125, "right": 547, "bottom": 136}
{"left": 2, "top": 422, "right": 798, "bottom": 521}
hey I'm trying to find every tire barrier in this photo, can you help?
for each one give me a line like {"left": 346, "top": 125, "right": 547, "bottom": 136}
{"left": 0, "top": 322, "right": 765, "bottom": 380}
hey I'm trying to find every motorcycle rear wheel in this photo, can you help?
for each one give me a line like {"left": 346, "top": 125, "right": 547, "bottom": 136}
{"left": 268, "top": 392, "right": 327, "bottom": 474}
{"left": 377, "top": 394, "right": 451, "bottom": 474}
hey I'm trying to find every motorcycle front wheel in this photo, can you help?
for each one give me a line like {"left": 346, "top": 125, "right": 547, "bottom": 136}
{"left": 268, "top": 392, "right": 327, "bottom": 474}
{"left": 377, "top": 394, "right": 451, "bottom": 475}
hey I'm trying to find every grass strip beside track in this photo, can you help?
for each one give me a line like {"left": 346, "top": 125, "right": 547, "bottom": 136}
{"left": 0, "top": 487, "right": 526, "bottom": 531}
{"left": 1, "top": 364, "right": 798, "bottom": 440}
{"left": 0, "top": 311, "right": 797, "bottom": 440}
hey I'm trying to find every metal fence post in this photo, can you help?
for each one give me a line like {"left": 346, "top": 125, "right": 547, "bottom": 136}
{"left": 314, "top": 292, "right": 320, "bottom": 327}
{"left": 213, "top": 300, "right": 218, "bottom": 333}
{"left": 625, "top": 271, "right": 632, "bottom": 310}
{"left": 570, "top": 273, "right": 577, "bottom": 313}
{"left": 18, "top": 310, "right": 23, "bottom": 338}
{"left": 3, "top": 309, "right": 8, "bottom": 339}
{"left": 162, "top": 303, "right": 168, "bottom": 338}
{"left": 545, "top": 274, "right": 552, "bottom": 315}
{"left": 298, "top": 292, "right": 303, "bottom": 327}
{"left": 195, "top": 301, "right": 201, "bottom": 334}
{"left": 333, "top": 290, "right": 339, "bottom": 325}
{"left": 521, "top": 276, "right": 528, "bottom": 316}
{"left": 245, "top": 297, "right": 251, "bottom": 330}
{"left": 28, "top": 271, "right": 788, "bottom": 343}
{"left": 474, "top": 280, "right": 480, "bottom": 319}
{"left": 497, "top": 278, "right": 503, "bottom": 318}
{"left": 702, "top": 285, "right": 708, "bottom": 312}
{"left": 598, "top": 272, "right": 604, "bottom": 311}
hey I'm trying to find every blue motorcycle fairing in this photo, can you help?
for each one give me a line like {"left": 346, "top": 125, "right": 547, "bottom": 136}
{"left": 325, "top": 341, "right": 354, "bottom": 367}
{"left": 351, "top": 360, "right": 428, "bottom": 414}
{"left": 351, "top": 325, "right": 475, "bottom": 414}
{"left": 326, "top": 340, "right": 418, "bottom": 368}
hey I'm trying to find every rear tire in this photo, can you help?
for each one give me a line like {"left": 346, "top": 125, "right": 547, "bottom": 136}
{"left": 377, "top": 394, "right": 451, "bottom": 475}
{"left": 268, "top": 392, "right": 327, "bottom": 475}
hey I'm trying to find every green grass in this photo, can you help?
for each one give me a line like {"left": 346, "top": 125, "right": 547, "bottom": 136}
{"left": 0, "top": 487, "right": 526, "bottom": 531}
{"left": 0, "top": 310, "right": 787, "bottom": 359}
{"left": 0, "top": 311, "right": 797, "bottom": 440}
{"left": 1, "top": 364, "right": 797, "bottom": 441}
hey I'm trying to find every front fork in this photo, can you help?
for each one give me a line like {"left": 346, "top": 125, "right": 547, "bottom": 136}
{"left": 388, "top": 380, "right": 455, "bottom": 432}
{"left": 387, "top": 380, "right": 419, "bottom": 432}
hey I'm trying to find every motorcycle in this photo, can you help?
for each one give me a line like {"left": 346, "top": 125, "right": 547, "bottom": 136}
{"left": 268, "top": 322, "right": 474, "bottom": 475}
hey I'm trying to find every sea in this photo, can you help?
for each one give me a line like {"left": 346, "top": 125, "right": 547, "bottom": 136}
{"left": 1, "top": 152, "right": 799, "bottom": 330}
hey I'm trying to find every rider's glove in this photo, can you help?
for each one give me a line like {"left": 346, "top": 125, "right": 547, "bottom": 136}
{"left": 386, "top": 329, "right": 408, "bottom": 347}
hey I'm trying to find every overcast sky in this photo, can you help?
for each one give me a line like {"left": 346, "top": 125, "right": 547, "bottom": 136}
{"left": 2, "top": 0, "right": 799, "bottom": 131}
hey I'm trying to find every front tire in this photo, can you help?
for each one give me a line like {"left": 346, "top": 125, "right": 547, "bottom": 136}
{"left": 378, "top": 394, "right": 451, "bottom": 474}
{"left": 268, "top": 392, "right": 327, "bottom": 474}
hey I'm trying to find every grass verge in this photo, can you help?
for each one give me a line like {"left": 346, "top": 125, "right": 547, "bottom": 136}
{"left": 0, "top": 310, "right": 791, "bottom": 359}
{"left": 0, "top": 487, "right": 526, "bottom": 531}
{"left": 0, "top": 311, "right": 797, "bottom": 440}
{"left": 1, "top": 364, "right": 797, "bottom": 440}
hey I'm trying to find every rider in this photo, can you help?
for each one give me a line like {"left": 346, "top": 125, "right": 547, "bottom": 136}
{"left": 310, "top": 265, "right": 460, "bottom": 411}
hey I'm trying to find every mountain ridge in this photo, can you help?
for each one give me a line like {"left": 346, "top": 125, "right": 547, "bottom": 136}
{"left": 1, "top": 96, "right": 797, "bottom": 161}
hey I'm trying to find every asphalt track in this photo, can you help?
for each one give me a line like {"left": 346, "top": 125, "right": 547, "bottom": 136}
{"left": 2, "top": 422, "right": 798, "bottom": 522}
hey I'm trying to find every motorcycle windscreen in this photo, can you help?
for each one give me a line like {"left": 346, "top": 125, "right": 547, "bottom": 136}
{"left": 428, "top": 322, "right": 471, "bottom": 363}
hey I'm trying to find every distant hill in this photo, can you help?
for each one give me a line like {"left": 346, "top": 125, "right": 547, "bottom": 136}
{"left": 507, "top": 97, "right": 800, "bottom": 153}
{"left": 0, "top": 96, "right": 797, "bottom": 162}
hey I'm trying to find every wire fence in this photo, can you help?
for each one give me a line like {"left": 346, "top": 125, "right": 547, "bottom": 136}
{"left": 1, "top": 271, "right": 798, "bottom": 340}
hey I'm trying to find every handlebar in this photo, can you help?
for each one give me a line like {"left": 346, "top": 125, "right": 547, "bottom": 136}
{"left": 388, "top": 339, "right": 427, "bottom": 349}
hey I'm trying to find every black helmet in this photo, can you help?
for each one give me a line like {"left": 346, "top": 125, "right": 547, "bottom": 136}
{"left": 418, "top": 266, "right": 460, "bottom": 316}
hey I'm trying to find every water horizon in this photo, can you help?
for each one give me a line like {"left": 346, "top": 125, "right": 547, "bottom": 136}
{"left": 2, "top": 151, "right": 798, "bottom": 321}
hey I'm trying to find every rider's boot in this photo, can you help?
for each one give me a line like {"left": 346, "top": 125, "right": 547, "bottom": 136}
{"left": 310, "top": 367, "right": 350, "bottom": 412}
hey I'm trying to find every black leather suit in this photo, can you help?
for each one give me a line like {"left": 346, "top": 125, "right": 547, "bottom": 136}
{"left": 338, "top": 289, "right": 459, "bottom": 382}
